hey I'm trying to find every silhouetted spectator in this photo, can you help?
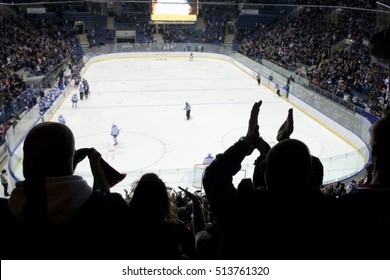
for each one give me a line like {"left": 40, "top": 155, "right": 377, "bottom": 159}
{"left": 0, "top": 122, "right": 129, "bottom": 260}
{"left": 127, "top": 173, "right": 195, "bottom": 259}
{"left": 337, "top": 112, "right": 390, "bottom": 259}
{"left": 179, "top": 187, "right": 221, "bottom": 260}
{"left": 203, "top": 101, "right": 330, "bottom": 259}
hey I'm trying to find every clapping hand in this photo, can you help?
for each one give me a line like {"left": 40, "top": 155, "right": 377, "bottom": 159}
{"left": 243, "top": 100, "right": 262, "bottom": 148}
{"left": 276, "top": 108, "right": 294, "bottom": 142}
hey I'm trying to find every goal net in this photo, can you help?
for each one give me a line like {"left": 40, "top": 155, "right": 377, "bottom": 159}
{"left": 193, "top": 164, "right": 207, "bottom": 189}
{"left": 192, "top": 164, "right": 251, "bottom": 190}
{"left": 156, "top": 53, "right": 167, "bottom": 61}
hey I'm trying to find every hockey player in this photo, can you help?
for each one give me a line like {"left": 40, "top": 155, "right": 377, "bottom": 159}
{"left": 275, "top": 84, "right": 281, "bottom": 97}
{"left": 74, "top": 74, "right": 80, "bottom": 88}
{"left": 190, "top": 52, "right": 194, "bottom": 61}
{"left": 111, "top": 124, "right": 120, "bottom": 145}
{"left": 203, "top": 153, "right": 215, "bottom": 165}
{"left": 71, "top": 93, "right": 78, "bottom": 108}
{"left": 83, "top": 78, "right": 90, "bottom": 99}
{"left": 183, "top": 102, "right": 191, "bottom": 120}
{"left": 79, "top": 83, "right": 84, "bottom": 100}
{"left": 58, "top": 114, "right": 66, "bottom": 125}
{"left": 285, "top": 83, "right": 290, "bottom": 99}
{"left": 256, "top": 73, "right": 261, "bottom": 86}
{"left": 269, "top": 73, "right": 274, "bottom": 83}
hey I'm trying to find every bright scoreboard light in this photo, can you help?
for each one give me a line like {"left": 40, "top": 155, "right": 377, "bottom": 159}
{"left": 151, "top": 0, "right": 198, "bottom": 22}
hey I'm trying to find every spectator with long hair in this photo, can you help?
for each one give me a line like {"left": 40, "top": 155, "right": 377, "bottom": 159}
{"left": 128, "top": 173, "right": 196, "bottom": 259}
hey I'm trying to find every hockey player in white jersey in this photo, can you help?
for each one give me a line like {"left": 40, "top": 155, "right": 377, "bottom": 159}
{"left": 58, "top": 114, "right": 66, "bottom": 125}
{"left": 111, "top": 124, "right": 120, "bottom": 145}
{"left": 71, "top": 93, "right": 78, "bottom": 108}
{"left": 203, "top": 153, "right": 215, "bottom": 165}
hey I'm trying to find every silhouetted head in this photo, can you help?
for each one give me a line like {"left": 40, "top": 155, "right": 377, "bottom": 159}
{"left": 370, "top": 113, "right": 390, "bottom": 182}
{"left": 309, "top": 155, "right": 324, "bottom": 189}
{"left": 129, "top": 173, "right": 177, "bottom": 223}
{"left": 369, "top": 26, "right": 390, "bottom": 69}
{"left": 262, "top": 139, "right": 312, "bottom": 193}
{"left": 23, "top": 122, "right": 75, "bottom": 180}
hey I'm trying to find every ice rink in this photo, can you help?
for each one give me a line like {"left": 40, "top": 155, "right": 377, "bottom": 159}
{"left": 10, "top": 54, "right": 366, "bottom": 197}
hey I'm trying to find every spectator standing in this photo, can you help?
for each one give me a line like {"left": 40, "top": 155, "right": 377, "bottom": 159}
{"left": 179, "top": 187, "right": 221, "bottom": 260}
{"left": 0, "top": 122, "right": 129, "bottom": 259}
{"left": 202, "top": 101, "right": 329, "bottom": 259}
{"left": 336, "top": 112, "right": 390, "bottom": 259}
{"left": 127, "top": 173, "right": 194, "bottom": 259}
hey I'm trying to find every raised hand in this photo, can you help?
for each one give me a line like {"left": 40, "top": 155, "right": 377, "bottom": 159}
{"left": 276, "top": 108, "right": 294, "bottom": 142}
{"left": 178, "top": 186, "right": 198, "bottom": 202}
{"left": 87, "top": 148, "right": 102, "bottom": 168}
{"left": 254, "top": 137, "right": 271, "bottom": 157}
{"left": 243, "top": 100, "right": 262, "bottom": 147}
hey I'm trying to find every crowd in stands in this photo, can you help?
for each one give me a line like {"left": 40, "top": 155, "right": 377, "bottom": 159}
{"left": 111, "top": 2, "right": 153, "bottom": 46}
{"left": 236, "top": 1, "right": 389, "bottom": 117}
{"left": 200, "top": 0, "right": 239, "bottom": 43}
{"left": 0, "top": 8, "right": 82, "bottom": 142}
